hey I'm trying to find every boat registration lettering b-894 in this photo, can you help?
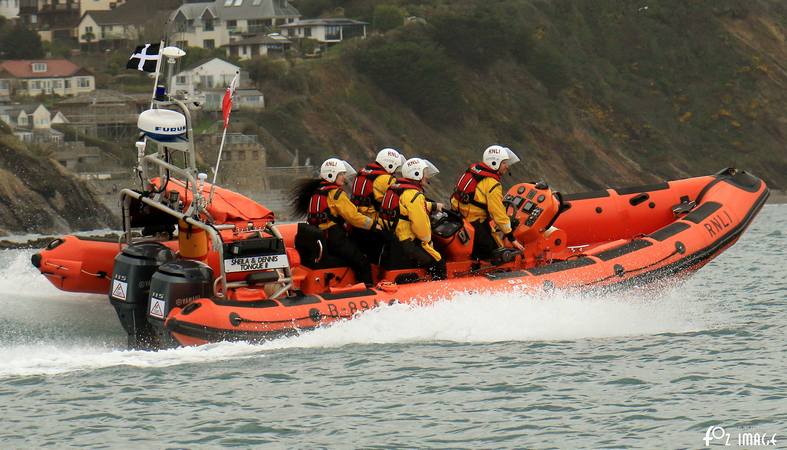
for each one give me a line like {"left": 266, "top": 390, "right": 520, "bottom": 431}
{"left": 225, "top": 254, "right": 289, "bottom": 273}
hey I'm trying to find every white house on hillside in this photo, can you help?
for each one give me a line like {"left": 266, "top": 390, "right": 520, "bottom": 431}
{"left": 0, "top": 59, "right": 95, "bottom": 97}
{"left": 172, "top": 58, "right": 242, "bottom": 94}
{"left": 0, "top": 0, "right": 19, "bottom": 18}
{"left": 171, "top": 58, "right": 264, "bottom": 110}
{"left": 0, "top": 103, "right": 65, "bottom": 144}
{"left": 77, "top": 0, "right": 170, "bottom": 45}
{"left": 279, "top": 18, "right": 367, "bottom": 44}
{"left": 225, "top": 33, "right": 292, "bottom": 60}
{"left": 170, "top": 0, "right": 300, "bottom": 50}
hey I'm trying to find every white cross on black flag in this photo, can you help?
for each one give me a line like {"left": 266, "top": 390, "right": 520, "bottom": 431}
{"left": 126, "top": 43, "right": 161, "bottom": 72}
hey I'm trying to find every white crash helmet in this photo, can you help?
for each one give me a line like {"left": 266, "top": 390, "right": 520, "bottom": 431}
{"left": 402, "top": 157, "right": 439, "bottom": 181}
{"left": 376, "top": 148, "right": 406, "bottom": 174}
{"left": 482, "top": 145, "right": 520, "bottom": 170}
{"left": 320, "top": 158, "right": 356, "bottom": 182}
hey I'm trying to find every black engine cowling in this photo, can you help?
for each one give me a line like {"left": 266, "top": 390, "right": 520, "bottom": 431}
{"left": 109, "top": 242, "right": 175, "bottom": 349}
{"left": 147, "top": 260, "right": 213, "bottom": 348}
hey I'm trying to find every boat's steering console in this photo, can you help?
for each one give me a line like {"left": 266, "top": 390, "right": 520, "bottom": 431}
{"left": 504, "top": 182, "right": 562, "bottom": 244}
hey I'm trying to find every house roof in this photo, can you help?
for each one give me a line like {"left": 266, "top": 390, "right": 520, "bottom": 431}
{"left": 171, "top": 2, "right": 216, "bottom": 21}
{"left": 0, "top": 103, "right": 45, "bottom": 125}
{"left": 84, "top": 0, "right": 180, "bottom": 26}
{"left": 0, "top": 60, "right": 85, "bottom": 79}
{"left": 214, "top": 0, "right": 300, "bottom": 21}
{"left": 56, "top": 89, "right": 138, "bottom": 105}
{"left": 180, "top": 57, "right": 240, "bottom": 73}
{"left": 279, "top": 18, "right": 368, "bottom": 28}
{"left": 227, "top": 33, "right": 292, "bottom": 46}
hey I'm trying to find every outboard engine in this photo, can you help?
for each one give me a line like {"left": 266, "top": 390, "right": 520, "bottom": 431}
{"left": 147, "top": 260, "right": 213, "bottom": 348}
{"left": 109, "top": 242, "right": 175, "bottom": 349}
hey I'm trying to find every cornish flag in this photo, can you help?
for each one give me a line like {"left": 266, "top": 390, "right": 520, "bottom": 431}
{"left": 126, "top": 43, "right": 161, "bottom": 72}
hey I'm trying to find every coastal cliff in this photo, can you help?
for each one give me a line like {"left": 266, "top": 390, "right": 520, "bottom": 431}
{"left": 0, "top": 122, "right": 116, "bottom": 236}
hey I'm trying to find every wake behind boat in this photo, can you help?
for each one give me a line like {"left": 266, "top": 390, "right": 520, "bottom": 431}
{"left": 29, "top": 45, "right": 769, "bottom": 349}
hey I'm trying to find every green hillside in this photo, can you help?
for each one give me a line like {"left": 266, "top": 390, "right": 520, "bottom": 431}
{"left": 246, "top": 0, "right": 786, "bottom": 196}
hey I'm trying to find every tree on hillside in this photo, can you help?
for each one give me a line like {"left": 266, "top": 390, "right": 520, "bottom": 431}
{"left": 373, "top": 4, "right": 405, "bottom": 32}
{"left": 247, "top": 57, "right": 287, "bottom": 84}
{"left": 0, "top": 24, "right": 44, "bottom": 59}
{"left": 353, "top": 31, "right": 462, "bottom": 124}
{"left": 293, "top": 0, "right": 336, "bottom": 17}
{"left": 430, "top": 8, "right": 510, "bottom": 70}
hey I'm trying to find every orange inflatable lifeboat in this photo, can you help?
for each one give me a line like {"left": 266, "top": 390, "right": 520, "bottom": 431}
{"left": 30, "top": 168, "right": 768, "bottom": 349}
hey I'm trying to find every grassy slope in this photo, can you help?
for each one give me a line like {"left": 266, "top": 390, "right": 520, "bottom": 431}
{"left": 249, "top": 0, "right": 786, "bottom": 196}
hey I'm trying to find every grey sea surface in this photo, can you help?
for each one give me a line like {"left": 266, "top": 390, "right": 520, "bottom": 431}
{"left": 0, "top": 205, "right": 784, "bottom": 449}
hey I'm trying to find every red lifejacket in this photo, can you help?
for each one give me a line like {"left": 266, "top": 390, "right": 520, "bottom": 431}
{"left": 452, "top": 163, "right": 501, "bottom": 209}
{"left": 379, "top": 179, "right": 424, "bottom": 230}
{"left": 307, "top": 182, "right": 343, "bottom": 226}
{"left": 351, "top": 162, "right": 389, "bottom": 207}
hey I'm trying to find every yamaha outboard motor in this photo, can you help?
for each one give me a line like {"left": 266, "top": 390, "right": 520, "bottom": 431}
{"left": 109, "top": 242, "right": 175, "bottom": 349}
{"left": 148, "top": 260, "right": 213, "bottom": 348}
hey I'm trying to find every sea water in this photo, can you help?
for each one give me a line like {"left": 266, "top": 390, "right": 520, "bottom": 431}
{"left": 0, "top": 206, "right": 784, "bottom": 449}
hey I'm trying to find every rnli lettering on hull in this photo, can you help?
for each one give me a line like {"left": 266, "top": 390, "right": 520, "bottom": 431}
{"left": 703, "top": 210, "right": 733, "bottom": 237}
{"left": 224, "top": 254, "right": 289, "bottom": 273}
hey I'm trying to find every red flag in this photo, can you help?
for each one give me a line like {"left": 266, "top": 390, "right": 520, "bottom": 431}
{"left": 221, "top": 72, "right": 239, "bottom": 129}
{"left": 221, "top": 87, "right": 233, "bottom": 129}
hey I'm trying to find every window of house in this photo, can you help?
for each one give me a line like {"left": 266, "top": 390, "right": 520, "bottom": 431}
{"left": 203, "top": 18, "right": 213, "bottom": 31}
{"left": 32, "top": 63, "right": 47, "bottom": 72}
{"left": 287, "top": 28, "right": 294, "bottom": 36}
{"left": 78, "top": 77, "right": 91, "bottom": 88}
{"left": 54, "top": 80, "right": 63, "bottom": 88}
{"left": 85, "top": 25, "right": 92, "bottom": 33}
{"left": 237, "top": 150, "right": 245, "bottom": 161}
{"left": 176, "top": 75, "right": 187, "bottom": 84}
{"left": 304, "top": 27, "right": 311, "bottom": 37}
{"left": 203, "top": 39, "right": 215, "bottom": 49}
{"left": 251, "top": 150, "right": 259, "bottom": 160}
{"left": 226, "top": 19, "right": 236, "bottom": 30}
{"left": 325, "top": 25, "right": 341, "bottom": 40}
{"left": 176, "top": 40, "right": 188, "bottom": 48}
{"left": 248, "top": 19, "right": 267, "bottom": 33}
{"left": 200, "top": 75, "right": 214, "bottom": 87}
{"left": 0, "top": 80, "right": 8, "bottom": 90}
{"left": 64, "top": 79, "right": 70, "bottom": 88}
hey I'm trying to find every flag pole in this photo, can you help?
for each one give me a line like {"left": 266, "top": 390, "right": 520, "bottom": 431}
{"left": 208, "top": 123, "right": 229, "bottom": 206}
{"left": 208, "top": 71, "right": 239, "bottom": 206}
{"left": 149, "top": 40, "right": 164, "bottom": 108}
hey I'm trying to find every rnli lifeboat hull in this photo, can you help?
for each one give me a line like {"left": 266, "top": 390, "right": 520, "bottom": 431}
{"left": 166, "top": 169, "right": 769, "bottom": 346}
